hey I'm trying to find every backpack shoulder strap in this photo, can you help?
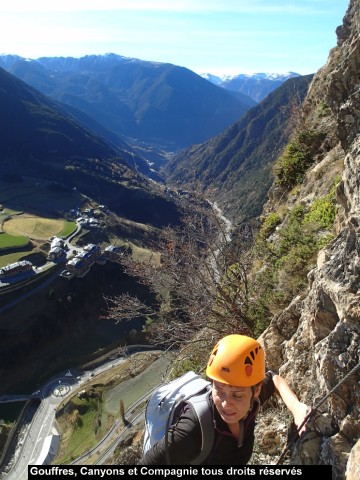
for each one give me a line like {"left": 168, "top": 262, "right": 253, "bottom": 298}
{"left": 187, "top": 388, "right": 214, "bottom": 465}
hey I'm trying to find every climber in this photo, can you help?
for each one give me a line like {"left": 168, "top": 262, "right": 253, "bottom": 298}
{"left": 138, "top": 334, "right": 310, "bottom": 465}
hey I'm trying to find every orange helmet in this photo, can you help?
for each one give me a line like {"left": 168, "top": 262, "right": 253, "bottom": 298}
{"left": 206, "top": 335, "right": 265, "bottom": 387}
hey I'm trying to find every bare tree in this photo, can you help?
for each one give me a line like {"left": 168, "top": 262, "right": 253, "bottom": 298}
{"left": 105, "top": 193, "right": 254, "bottom": 354}
{"left": 119, "top": 399, "right": 126, "bottom": 426}
{"left": 94, "top": 416, "right": 101, "bottom": 435}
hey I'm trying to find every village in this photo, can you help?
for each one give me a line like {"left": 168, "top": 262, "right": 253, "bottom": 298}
{"left": 0, "top": 202, "right": 130, "bottom": 286}
{"left": 0, "top": 241, "right": 128, "bottom": 285}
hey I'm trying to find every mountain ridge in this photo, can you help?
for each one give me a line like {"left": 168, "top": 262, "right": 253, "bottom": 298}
{"left": 0, "top": 53, "right": 254, "bottom": 151}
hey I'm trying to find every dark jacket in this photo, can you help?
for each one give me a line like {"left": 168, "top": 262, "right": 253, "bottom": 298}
{"left": 138, "top": 371, "right": 276, "bottom": 465}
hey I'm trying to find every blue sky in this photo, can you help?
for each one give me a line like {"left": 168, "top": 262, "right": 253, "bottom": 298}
{"left": 0, "top": 0, "right": 349, "bottom": 76}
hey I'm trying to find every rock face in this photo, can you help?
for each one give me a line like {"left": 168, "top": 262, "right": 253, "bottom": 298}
{"left": 260, "top": 2, "right": 360, "bottom": 479}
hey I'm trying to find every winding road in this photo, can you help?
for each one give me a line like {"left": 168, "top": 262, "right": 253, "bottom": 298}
{"left": 1, "top": 351, "right": 171, "bottom": 479}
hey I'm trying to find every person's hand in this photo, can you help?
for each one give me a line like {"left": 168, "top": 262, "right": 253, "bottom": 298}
{"left": 293, "top": 402, "right": 311, "bottom": 435}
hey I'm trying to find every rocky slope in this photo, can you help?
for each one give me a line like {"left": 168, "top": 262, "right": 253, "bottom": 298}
{"left": 259, "top": 1, "right": 359, "bottom": 478}
{"left": 18, "top": 2, "right": 356, "bottom": 473}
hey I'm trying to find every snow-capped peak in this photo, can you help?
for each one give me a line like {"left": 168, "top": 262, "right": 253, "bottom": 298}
{"left": 200, "top": 71, "right": 300, "bottom": 83}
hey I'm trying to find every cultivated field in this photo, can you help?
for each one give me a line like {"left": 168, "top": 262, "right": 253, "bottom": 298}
{"left": 0, "top": 178, "right": 81, "bottom": 267}
{"left": 3, "top": 214, "right": 72, "bottom": 240}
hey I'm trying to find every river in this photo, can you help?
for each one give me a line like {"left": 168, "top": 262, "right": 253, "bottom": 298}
{"left": 207, "top": 200, "right": 233, "bottom": 282}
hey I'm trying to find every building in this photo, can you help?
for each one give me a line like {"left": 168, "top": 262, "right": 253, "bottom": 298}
{"left": 83, "top": 244, "right": 101, "bottom": 256}
{"left": 76, "top": 244, "right": 100, "bottom": 265}
{"left": 66, "top": 257, "right": 88, "bottom": 277}
{"left": 65, "top": 243, "right": 101, "bottom": 276}
{"left": 51, "top": 238, "right": 65, "bottom": 249}
{"left": 48, "top": 246, "right": 65, "bottom": 261}
{"left": 84, "top": 218, "right": 100, "bottom": 228}
{"left": 0, "top": 260, "right": 33, "bottom": 278}
{"left": 48, "top": 237, "right": 67, "bottom": 261}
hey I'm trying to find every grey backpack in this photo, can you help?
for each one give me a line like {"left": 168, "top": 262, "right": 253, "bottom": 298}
{"left": 142, "top": 371, "right": 214, "bottom": 464}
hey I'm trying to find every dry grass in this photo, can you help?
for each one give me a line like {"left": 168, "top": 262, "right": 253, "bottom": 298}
{"left": 131, "top": 245, "right": 161, "bottom": 265}
{"left": 3, "top": 214, "right": 68, "bottom": 240}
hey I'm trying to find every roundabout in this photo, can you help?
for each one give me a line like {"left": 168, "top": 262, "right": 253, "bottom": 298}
{"left": 52, "top": 383, "right": 71, "bottom": 398}
{"left": 41, "top": 370, "right": 79, "bottom": 400}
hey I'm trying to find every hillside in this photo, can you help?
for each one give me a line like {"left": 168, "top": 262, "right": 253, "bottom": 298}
{"left": 0, "top": 67, "right": 180, "bottom": 228}
{"left": 0, "top": 67, "right": 116, "bottom": 164}
{"left": 166, "top": 74, "right": 313, "bottom": 223}
{"left": 0, "top": 54, "right": 253, "bottom": 150}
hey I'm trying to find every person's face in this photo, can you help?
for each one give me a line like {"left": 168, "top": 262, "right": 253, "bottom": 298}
{"left": 212, "top": 380, "right": 261, "bottom": 425}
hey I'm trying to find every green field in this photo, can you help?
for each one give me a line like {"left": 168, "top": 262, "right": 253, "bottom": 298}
{"left": 0, "top": 232, "right": 29, "bottom": 249}
{"left": 61, "top": 221, "right": 77, "bottom": 237}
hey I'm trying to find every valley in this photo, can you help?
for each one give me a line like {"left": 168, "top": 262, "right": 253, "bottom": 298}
{"left": 0, "top": 174, "right": 186, "bottom": 474}
{"left": 0, "top": 176, "right": 166, "bottom": 401}
{"left": 0, "top": 2, "right": 359, "bottom": 473}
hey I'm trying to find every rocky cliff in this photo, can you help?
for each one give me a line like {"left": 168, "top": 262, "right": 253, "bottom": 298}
{"left": 260, "top": 1, "right": 360, "bottom": 478}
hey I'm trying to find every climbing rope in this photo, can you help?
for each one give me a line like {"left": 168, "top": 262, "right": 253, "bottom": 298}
{"left": 276, "top": 360, "right": 360, "bottom": 465}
